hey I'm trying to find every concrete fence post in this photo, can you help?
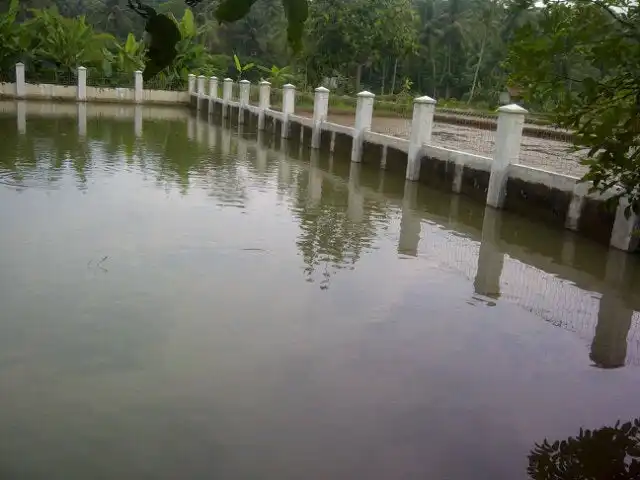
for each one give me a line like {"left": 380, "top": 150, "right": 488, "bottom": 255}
{"left": 134, "top": 70, "right": 143, "bottom": 104}
{"left": 238, "top": 79, "right": 250, "bottom": 124}
{"left": 311, "top": 86, "right": 329, "bottom": 149}
{"left": 239, "top": 80, "right": 250, "bottom": 105}
{"left": 351, "top": 91, "right": 375, "bottom": 163}
{"left": 76, "top": 66, "right": 87, "bottom": 101}
{"left": 15, "top": 62, "right": 25, "bottom": 98}
{"left": 197, "top": 75, "right": 206, "bottom": 97}
{"left": 610, "top": 197, "right": 640, "bottom": 252}
{"left": 188, "top": 74, "right": 195, "bottom": 95}
{"left": 486, "top": 104, "right": 527, "bottom": 208}
{"left": 209, "top": 76, "right": 219, "bottom": 98}
{"left": 281, "top": 83, "right": 296, "bottom": 138}
{"left": 196, "top": 75, "right": 206, "bottom": 111}
{"left": 258, "top": 80, "right": 271, "bottom": 130}
{"left": 406, "top": 95, "right": 436, "bottom": 181}
{"left": 222, "top": 78, "right": 233, "bottom": 118}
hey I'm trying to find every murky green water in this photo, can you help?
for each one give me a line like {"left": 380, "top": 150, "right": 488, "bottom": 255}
{"left": 1, "top": 101, "right": 640, "bottom": 480}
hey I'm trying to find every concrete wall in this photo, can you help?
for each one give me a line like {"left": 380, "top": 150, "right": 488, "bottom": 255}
{"left": 193, "top": 91, "right": 639, "bottom": 253}
{"left": 25, "top": 83, "right": 77, "bottom": 100}
{"left": 0, "top": 81, "right": 189, "bottom": 106}
{"left": 0, "top": 99, "right": 190, "bottom": 121}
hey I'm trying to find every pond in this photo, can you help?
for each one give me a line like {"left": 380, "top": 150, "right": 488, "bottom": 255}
{"left": 1, "top": 101, "right": 639, "bottom": 480}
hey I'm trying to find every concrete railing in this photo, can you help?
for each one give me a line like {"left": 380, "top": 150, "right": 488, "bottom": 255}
{"left": 1, "top": 60, "right": 635, "bottom": 253}
{"left": 0, "top": 63, "right": 188, "bottom": 105}
{"left": 187, "top": 75, "right": 639, "bottom": 254}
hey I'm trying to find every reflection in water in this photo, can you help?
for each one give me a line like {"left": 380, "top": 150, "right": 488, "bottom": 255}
{"left": 2, "top": 102, "right": 640, "bottom": 368}
{"left": 2, "top": 101, "right": 640, "bottom": 479}
{"left": 528, "top": 418, "right": 640, "bottom": 479}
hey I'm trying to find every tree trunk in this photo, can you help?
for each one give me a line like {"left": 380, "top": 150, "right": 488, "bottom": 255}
{"left": 355, "top": 63, "right": 363, "bottom": 92}
{"left": 468, "top": 29, "right": 487, "bottom": 104}
{"left": 390, "top": 58, "right": 398, "bottom": 94}
{"left": 381, "top": 60, "right": 387, "bottom": 95}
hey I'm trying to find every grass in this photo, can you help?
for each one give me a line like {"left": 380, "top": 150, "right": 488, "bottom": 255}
{"left": 252, "top": 85, "right": 554, "bottom": 125}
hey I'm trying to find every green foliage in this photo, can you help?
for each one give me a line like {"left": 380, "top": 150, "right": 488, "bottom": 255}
{"left": 257, "top": 64, "right": 297, "bottom": 87}
{"left": 102, "top": 33, "right": 145, "bottom": 78}
{"left": 305, "top": 0, "right": 417, "bottom": 90}
{"left": 506, "top": 0, "right": 640, "bottom": 213}
{"left": 232, "top": 53, "right": 254, "bottom": 80}
{"left": 25, "top": 6, "right": 115, "bottom": 72}
{"left": 0, "top": 0, "right": 28, "bottom": 70}
{"left": 212, "top": 0, "right": 308, "bottom": 52}
{"left": 528, "top": 418, "right": 640, "bottom": 479}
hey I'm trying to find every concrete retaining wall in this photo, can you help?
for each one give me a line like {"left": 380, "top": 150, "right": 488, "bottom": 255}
{"left": 0, "top": 81, "right": 189, "bottom": 105}
{"left": 191, "top": 92, "right": 639, "bottom": 253}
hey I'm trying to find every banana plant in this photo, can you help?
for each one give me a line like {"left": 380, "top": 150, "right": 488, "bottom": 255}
{"left": 256, "top": 64, "right": 296, "bottom": 87}
{"left": 102, "top": 33, "right": 145, "bottom": 78}
{"left": 24, "top": 7, "right": 115, "bottom": 73}
{"left": 0, "top": 0, "right": 31, "bottom": 71}
{"left": 233, "top": 54, "right": 254, "bottom": 81}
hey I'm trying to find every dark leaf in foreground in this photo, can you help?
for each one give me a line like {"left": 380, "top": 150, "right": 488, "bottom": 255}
{"left": 127, "top": 0, "right": 182, "bottom": 80}
{"left": 182, "top": 0, "right": 308, "bottom": 52}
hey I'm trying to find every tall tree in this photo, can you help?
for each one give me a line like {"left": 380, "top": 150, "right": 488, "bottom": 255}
{"left": 305, "top": 0, "right": 417, "bottom": 91}
{"left": 506, "top": 0, "right": 640, "bottom": 213}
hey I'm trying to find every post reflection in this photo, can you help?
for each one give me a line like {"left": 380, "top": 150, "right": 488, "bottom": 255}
{"left": 347, "top": 162, "right": 364, "bottom": 223}
{"left": 590, "top": 250, "right": 635, "bottom": 369}
{"left": 134, "top": 105, "right": 142, "bottom": 138}
{"left": 308, "top": 149, "right": 323, "bottom": 208}
{"left": 473, "top": 206, "right": 504, "bottom": 300}
{"left": 77, "top": 102, "right": 87, "bottom": 137}
{"left": 398, "top": 180, "right": 420, "bottom": 257}
{"left": 256, "top": 131, "right": 267, "bottom": 174}
{"left": 3, "top": 108, "right": 640, "bottom": 370}
{"left": 16, "top": 100, "right": 26, "bottom": 135}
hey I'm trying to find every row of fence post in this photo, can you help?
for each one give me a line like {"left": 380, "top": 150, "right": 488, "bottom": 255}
{"left": 11, "top": 63, "right": 146, "bottom": 103}
{"left": 188, "top": 73, "right": 640, "bottom": 252}
{"left": 187, "top": 73, "right": 527, "bottom": 210}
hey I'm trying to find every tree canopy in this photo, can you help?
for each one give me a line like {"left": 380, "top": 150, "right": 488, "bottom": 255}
{"left": 506, "top": 0, "right": 640, "bottom": 213}
{"left": 528, "top": 418, "right": 640, "bottom": 479}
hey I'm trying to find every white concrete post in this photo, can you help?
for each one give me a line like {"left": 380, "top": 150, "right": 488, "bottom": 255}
{"left": 134, "top": 70, "right": 143, "bottom": 104}
{"left": 238, "top": 79, "right": 250, "bottom": 125}
{"left": 188, "top": 74, "right": 196, "bottom": 95}
{"left": 239, "top": 80, "right": 250, "bottom": 106}
{"left": 406, "top": 95, "right": 436, "bottom": 181}
{"left": 486, "top": 104, "right": 527, "bottom": 208}
{"left": 311, "top": 86, "right": 329, "bottom": 149}
{"left": 209, "top": 76, "right": 219, "bottom": 98}
{"left": 610, "top": 197, "right": 640, "bottom": 252}
{"left": 15, "top": 62, "right": 25, "bottom": 98}
{"left": 258, "top": 80, "right": 271, "bottom": 130}
{"left": 222, "top": 78, "right": 233, "bottom": 101}
{"left": 281, "top": 83, "right": 296, "bottom": 138}
{"left": 222, "top": 78, "right": 233, "bottom": 118}
{"left": 76, "top": 66, "right": 87, "bottom": 101}
{"left": 197, "top": 75, "right": 206, "bottom": 97}
{"left": 350, "top": 91, "right": 375, "bottom": 163}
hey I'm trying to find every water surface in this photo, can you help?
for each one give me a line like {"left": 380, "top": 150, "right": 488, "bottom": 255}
{"left": 1, "top": 101, "right": 639, "bottom": 480}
